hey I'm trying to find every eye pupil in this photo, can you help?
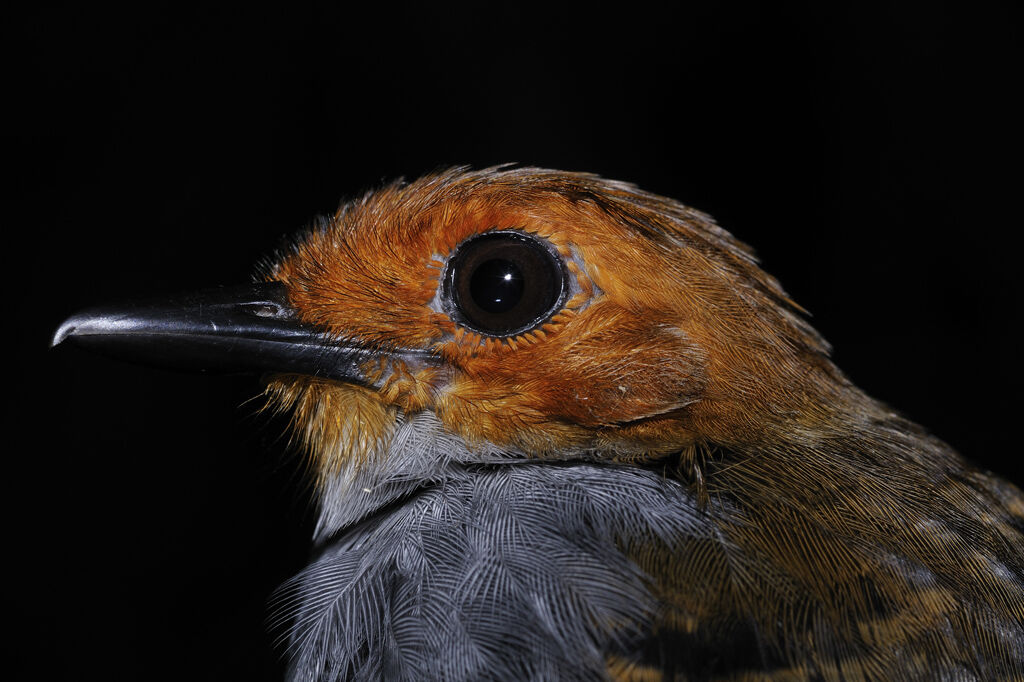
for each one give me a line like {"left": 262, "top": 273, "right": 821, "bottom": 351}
{"left": 445, "top": 231, "right": 566, "bottom": 337}
{"left": 470, "top": 259, "right": 524, "bottom": 313}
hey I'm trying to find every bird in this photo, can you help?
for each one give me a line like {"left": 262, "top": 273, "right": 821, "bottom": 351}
{"left": 52, "top": 166, "right": 1024, "bottom": 681}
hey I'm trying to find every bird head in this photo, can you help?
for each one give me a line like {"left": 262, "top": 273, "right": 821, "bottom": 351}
{"left": 53, "top": 167, "right": 859, "bottom": 534}
{"left": 53, "top": 167, "right": 1024, "bottom": 677}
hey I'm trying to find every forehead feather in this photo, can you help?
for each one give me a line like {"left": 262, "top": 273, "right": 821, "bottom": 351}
{"left": 271, "top": 166, "right": 827, "bottom": 356}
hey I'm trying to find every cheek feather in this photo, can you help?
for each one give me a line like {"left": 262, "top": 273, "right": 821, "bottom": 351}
{"left": 263, "top": 376, "right": 396, "bottom": 487}
{"left": 378, "top": 362, "right": 439, "bottom": 413}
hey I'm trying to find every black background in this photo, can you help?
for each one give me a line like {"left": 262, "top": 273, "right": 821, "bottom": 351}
{"left": 6, "top": 2, "right": 1021, "bottom": 680}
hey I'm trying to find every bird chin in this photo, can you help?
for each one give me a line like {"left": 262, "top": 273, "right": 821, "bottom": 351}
{"left": 310, "top": 410, "right": 530, "bottom": 542}
{"left": 262, "top": 375, "right": 525, "bottom": 542}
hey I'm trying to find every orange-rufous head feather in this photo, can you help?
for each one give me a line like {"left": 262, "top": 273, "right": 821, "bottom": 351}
{"left": 262, "top": 166, "right": 862, "bottom": 490}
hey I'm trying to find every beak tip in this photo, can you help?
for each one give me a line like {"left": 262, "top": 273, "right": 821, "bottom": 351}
{"left": 51, "top": 311, "right": 109, "bottom": 348}
{"left": 51, "top": 318, "right": 78, "bottom": 348}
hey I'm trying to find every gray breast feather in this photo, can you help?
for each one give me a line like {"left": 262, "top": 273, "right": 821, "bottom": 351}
{"left": 275, "top": 463, "right": 710, "bottom": 681}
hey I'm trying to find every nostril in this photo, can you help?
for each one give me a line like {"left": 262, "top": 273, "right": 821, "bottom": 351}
{"left": 252, "top": 305, "right": 279, "bottom": 318}
{"left": 243, "top": 303, "right": 291, "bottom": 319}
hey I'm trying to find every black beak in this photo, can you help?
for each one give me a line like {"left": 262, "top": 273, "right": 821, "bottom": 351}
{"left": 51, "top": 282, "right": 434, "bottom": 383}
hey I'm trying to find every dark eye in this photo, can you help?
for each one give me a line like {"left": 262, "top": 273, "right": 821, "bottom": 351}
{"left": 444, "top": 231, "right": 567, "bottom": 337}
